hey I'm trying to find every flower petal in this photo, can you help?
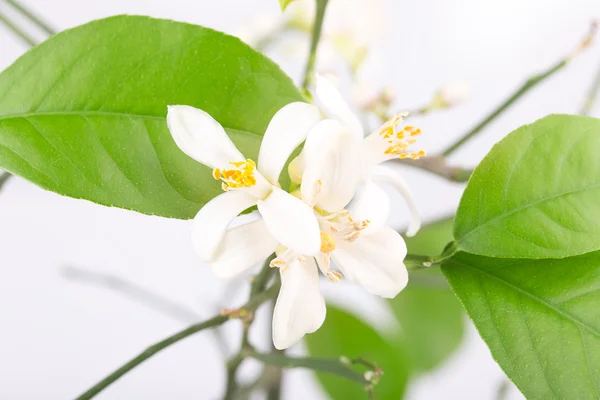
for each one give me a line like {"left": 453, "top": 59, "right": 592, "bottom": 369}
{"left": 257, "top": 187, "right": 321, "bottom": 255}
{"left": 300, "top": 119, "right": 361, "bottom": 212}
{"left": 349, "top": 180, "right": 390, "bottom": 233}
{"left": 369, "top": 166, "right": 421, "bottom": 237}
{"left": 191, "top": 191, "right": 257, "bottom": 262}
{"left": 272, "top": 257, "right": 326, "bottom": 350}
{"left": 167, "top": 105, "right": 244, "bottom": 169}
{"left": 332, "top": 227, "right": 408, "bottom": 298}
{"left": 314, "top": 74, "right": 364, "bottom": 140}
{"left": 211, "top": 219, "right": 278, "bottom": 278}
{"left": 258, "top": 102, "right": 322, "bottom": 184}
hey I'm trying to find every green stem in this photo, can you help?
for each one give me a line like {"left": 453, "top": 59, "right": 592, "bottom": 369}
{"left": 75, "top": 315, "right": 228, "bottom": 400}
{"left": 0, "top": 172, "right": 12, "bottom": 192}
{"left": 249, "top": 351, "right": 369, "bottom": 387}
{"left": 223, "top": 260, "right": 278, "bottom": 400}
{"left": 6, "top": 0, "right": 55, "bottom": 35}
{"left": 396, "top": 156, "right": 473, "bottom": 183}
{"left": 301, "top": 0, "right": 329, "bottom": 91}
{"left": 442, "top": 60, "right": 566, "bottom": 156}
{"left": 580, "top": 57, "right": 600, "bottom": 115}
{"left": 0, "top": 9, "right": 37, "bottom": 47}
{"left": 75, "top": 280, "right": 280, "bottom": 400}
{"left": 442, "top": 22, "right": 596, "bottom": 156}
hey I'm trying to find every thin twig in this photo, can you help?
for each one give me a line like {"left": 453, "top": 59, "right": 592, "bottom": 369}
{"left": 495, "top": 378, "right": 512, "bottom": 400}
{"left": 0, "top": 172, "right": 12, "bottom": 192}
{"left": 74, "top": 280, "right": 280, "bottom": 400}
{"left": 6, "top": 0, "right": 55, "bottom": 35}
{"left": 301, "top": 0, "right": 329, "bottom": 91}
{"left": 224, "top": 260, "right": 277, "bottom": 399}
{"left": 580, "top": 56, "right": 600, "bottom": 115}
{"left": 441, "top": 22, "right": 597, "bottom": 156}
{"left": 0, "top": 9, "right": 37, "bottom": 46}
{"left": 395, "top": 156, "right": 473, "bottom": 183}
{"left": 249, "top": 351, "right": 370, "bottom": 387}
{"left": 62, "top": 266, "right": 201, "bottom": 322}
{"left": 75, "top": 315, "right": 228, "bottom": 400}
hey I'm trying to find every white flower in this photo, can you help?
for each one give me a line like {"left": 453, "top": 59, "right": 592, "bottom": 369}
{"left": 166, "top": 103, "right": 323, "bottom": 264}
{"left": 268, "top": 118, "right": 412, "bottom": 349}
{"left": 292, "top": 74, "right": 423, "bottom": 236}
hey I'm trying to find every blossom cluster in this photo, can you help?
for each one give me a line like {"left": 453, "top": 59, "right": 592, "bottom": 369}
{"left": 166, "top": 75, "right": 423, "bottom": 349}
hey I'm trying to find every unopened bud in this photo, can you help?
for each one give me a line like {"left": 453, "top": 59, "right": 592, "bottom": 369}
{"left": 364, "top": 371, "right": 375, "bottom": 381}
{"left": 437, "top": 81, "right": 469, "bottom": 108}
{"left": 339, "top": 356, "right": 351, "bottom": 365}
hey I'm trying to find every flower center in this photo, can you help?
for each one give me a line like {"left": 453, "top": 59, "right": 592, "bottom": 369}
{"left": 322, "top": 209, "right": 370, "bottom": 242}
{"left": 213, "top": 159, "right": 257, "bottom": 191}
{"left": 378, "top": 112, "right": 426, "bottom": 160}
{"left": 320, "top": 232, "right": 337, "bottom": 253}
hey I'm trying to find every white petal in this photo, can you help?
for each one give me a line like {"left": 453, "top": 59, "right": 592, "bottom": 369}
{"left": 258, "top": 102, "right": 321, "bottom": 184}
{"left": 332, "top": 227, "right": 408, "bottom": 298}
{"left": 272, "top": 258, "right": 326, "bottom": 350}
{"left": 191, "top": 191, "right": 257, "bottom": 262}
{"left": 211, "top": 219, "right": 278, "bottom": 278}
{"left": 314, "top": 74, "right": 364, "bottom": 140}
{"left": 167, "top": 105, "right": 244, "bottom": 169}
{"left": 349, "top": 180, "right": 390, "bottom": 234}
{"left": 257, "top": 187, "right": 321, "bottom": 255}
{"left": 369, "top": 166, "right": 421, "bottom": 237}
{"left": 300, "top": 119, "right": 361, "bottom": 212}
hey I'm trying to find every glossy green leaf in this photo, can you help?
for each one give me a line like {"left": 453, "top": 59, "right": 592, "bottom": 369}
{"left": 0, "top": 15, "right": 303, "bottom": 218}
{"left": 305, "top": 306, "right": 410, "bottom": 399}
{"left": 393, "top": 216, "right": 464, "bottom": 372}
{"left": 443, "top": 251, "right": 600, "bottom": 399}
{"left": 454, "top": 114, "right": 600, "bottom": 258}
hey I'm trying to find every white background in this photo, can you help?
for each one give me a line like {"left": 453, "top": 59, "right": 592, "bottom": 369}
{"left": 1, "top": 0, "right": 599, "bottom": 399}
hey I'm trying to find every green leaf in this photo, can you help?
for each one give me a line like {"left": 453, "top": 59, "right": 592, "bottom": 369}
{"left": 392, "top": 216, "right": 464, "bottom": 372}
{"left": 454, "top": 114, "right": 600, "bottom": 258}
{"left": 405, "top": 216, "right": 453, "bottom": 256}
{"left": 305, "top": 306, "right": 410, "bottom": 399}
{"left": 279, "top": 0, "right": 297, "bottom": 11}
{"left": 389, "top": 282, "right": 464, "bottom": 372}
{"left": 443, "top": 251, "right": 600, "bottom": 399}
{"left": 0, "top": 15, "right": 303, "bottom": 218}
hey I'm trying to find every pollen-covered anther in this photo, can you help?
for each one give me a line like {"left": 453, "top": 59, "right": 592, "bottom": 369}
{"left": 327, "top": 270, "right": 342, "bottom": 283}
{"left": 378, "top": 112, "right": 425, "bottom": 160}
{"left": 212, "top": 159, "right": 257, "bottom": 191}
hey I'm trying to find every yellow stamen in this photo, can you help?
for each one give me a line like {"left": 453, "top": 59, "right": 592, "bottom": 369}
{"left": 213, "top": 159, "right": 257, "bottom": 191}
{"left": 320, "top": 232, "right": 337, "bottom": 253}
{"left": 377, "top": 112, "right": 425, "bottom": 160}
{"left": 327, "top": 270, "right": 342, "bottom": 283}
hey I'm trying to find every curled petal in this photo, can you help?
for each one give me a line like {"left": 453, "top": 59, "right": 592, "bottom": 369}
{"left": 258, "top": 102, "right": 322, "bottom": 184}
{"left": 369, "top": 166, "right": 421, "bottom": 237}
{"left": 167, "top": 105, "right": 244, "bottom": 169}
{"left": 211, "top": 219, "right": 278, "bottom": 278}
{"left": 332, "top": 227, "right": 408, "bottom": 298}
{"left": 191, "top": 191, "right": 257, "bottom": 262}
{"left": 257, "top": 187, "right": 321, "bottom": 255}
{"left": 314, "top": 74, "right": 364, "bottom": 140}
{"left": 272, "top": 258, "right": 326, "bottom": 350}
{"left": 300, "top": 119, "right": 361, "bottom": 212}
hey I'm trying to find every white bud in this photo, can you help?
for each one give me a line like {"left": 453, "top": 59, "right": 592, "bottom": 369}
{"left": 438, "top": 81, "right": 469, "bottom": 107}
{"left": 339, "top": 356, "right": 351, "bottom": 365}
{"left": 364, "top": 371, "right": 375, "bottom": 381}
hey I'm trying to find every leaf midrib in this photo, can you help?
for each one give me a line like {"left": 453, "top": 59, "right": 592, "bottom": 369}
{"left": 448, "top": 259, "right": 600, "bottom": 340}
{"left": 456, "top": 181, "right": 600, "bottom": 246}
{"left": 0, "top": 110, "right": 262, "bottom": 137}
